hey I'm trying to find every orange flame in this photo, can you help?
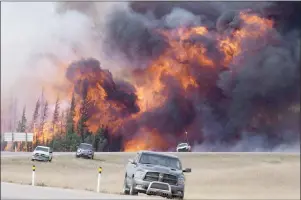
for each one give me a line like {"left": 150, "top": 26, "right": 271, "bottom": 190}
{"left": 219, "top": 11, "right": 274, "bottom": 65}
{"left": 124, "top": 128, "right": 168, "bottom": 152}
{"left": 21, "top": 10, "right": 276, "bottom": 152}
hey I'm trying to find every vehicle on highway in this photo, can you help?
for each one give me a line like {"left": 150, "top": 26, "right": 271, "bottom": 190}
{"left": 123, "top": 150, "right": 191, "bottom": 199}
{"left": 176, "top": 143, "right": 191, "bottom": 152}
{"left": 31, "top": 146, "right": 53, "bottom": 162}
{"left": 75, "top": 143, "right": 94, "bottom": 159}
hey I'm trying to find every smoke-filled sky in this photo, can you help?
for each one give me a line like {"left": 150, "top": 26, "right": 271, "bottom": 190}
{"left": 1, "top": 2, "right": 300, "bottom": 152}
{"left": 1, "top": 2, "right": 116, "bottom": 110}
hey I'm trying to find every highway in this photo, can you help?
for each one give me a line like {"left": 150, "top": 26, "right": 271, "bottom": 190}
{"left": 1, "top": 182, "right": 149, "bottom": 199}
{"left": 1, "top": 151, "right": 299, "bottom": 199}
{"left": 1, "top": 151, "right": 299, "bottom": 158}
{"left": 1, "top": 151, "right": 152, "bottom": 200}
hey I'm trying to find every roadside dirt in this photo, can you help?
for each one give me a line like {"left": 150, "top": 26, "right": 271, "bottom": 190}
{"left": 1, "top": 153, "right": 300, "bottom": 199}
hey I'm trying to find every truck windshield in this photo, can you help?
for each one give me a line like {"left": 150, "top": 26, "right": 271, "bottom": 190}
{"left": 139, "top": 153, "right": 182, "bottom": 170}
{"left": 79, "top": 143, "right": 92, "bottom": 150}
{"left": 35, "top": 146, "right": 49, "bottom": 152}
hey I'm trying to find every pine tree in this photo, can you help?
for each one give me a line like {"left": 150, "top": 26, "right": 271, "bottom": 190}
{"left": 77, "top": 81, "right": 91, "bottom": 142}
{"left": 17, "top": 106, "right": 27, "bottom": 151}
{"left": 17, "top": 106, "right": 27, "bottom": 132}
{"left": 39, "top": 88, "right": 45, "bottom": 120}
{"left": 31, "top": 99, "right": 40, "bottom": 146}
{"left": 49, "top": 96, "right": 60, "bottom": 149}
{"left": 94, "top": 125, "right": 104, "bottom": 151}
{"left": 65, "top": 92, "right": 81, "bottom": 151}
{"left": 12, "top": 97, "right": 18, "bottom": 132}
{"left": 60, "top": 111, "right": 65, "bottom": 136}
{"left": 52, "top": 96, "right": 60, "bottom": 135}
{"left": 66, "top": 93, "right": 76, "bottom": 136}
{"left": 9, "top": 96, "right": 19, "bottom": 151}
{"left": 39, "top": 101, "right": 48, "bottom": 145}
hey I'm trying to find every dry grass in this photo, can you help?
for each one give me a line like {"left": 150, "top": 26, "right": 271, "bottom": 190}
{"left": 1, "top": 153, "right": 300, "bottom": 199}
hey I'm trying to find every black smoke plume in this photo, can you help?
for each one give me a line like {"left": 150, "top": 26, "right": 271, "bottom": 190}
{"left": 58, "top": 1, "right": 300, "bottom": 152}
{"left": 103, "top": 1, "right": 300, "bottom": 151}
{"left": 66, "top": 58, "right": 140, "bottom": 114}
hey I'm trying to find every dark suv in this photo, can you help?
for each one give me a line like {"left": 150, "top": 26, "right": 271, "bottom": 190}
{"left": 75, "top": 143, "right": 94, "bottom": 159}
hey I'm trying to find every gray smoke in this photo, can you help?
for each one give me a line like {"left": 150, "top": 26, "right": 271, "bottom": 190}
{"left": 101, "top": 1, "right": 300, "bottom": 152}
{"left": 5, "top": 2, "right": 298, "bottom": 152}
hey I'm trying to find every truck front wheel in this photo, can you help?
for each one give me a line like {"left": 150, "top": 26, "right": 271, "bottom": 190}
{"left": 178, "top": 193, "right": 184, "bottom": 200}
{"left": 123, "top": 175, "right": 130, "bottom": 195}
{"left": 129, "top": 178, "right": 138, "bottom": 195}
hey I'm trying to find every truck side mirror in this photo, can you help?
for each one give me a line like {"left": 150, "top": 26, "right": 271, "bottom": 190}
{"left": 128, "top": 159, "right": 136, "bottom": 165}
{"left": 183, "top": 168, "right": 191, "bottom": 173}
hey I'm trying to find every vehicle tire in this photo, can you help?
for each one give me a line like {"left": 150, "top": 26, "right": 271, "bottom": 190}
{"left": 178, "top": 193, "right": 184, "bottom": 200}
{"left": 49, "top": 158, "right": 52, "bottom": 162}
{"left": 75, "top": 155, "right": 79, "bottom": 158}
{"left": 31, "top": 159, "right": 35, "bottom": 161}
{"left": 129, "top": 177, "right": 138, "bottom": 195}
{"left": 123, "top": 175, "right": 130, "bottom": 195}
{"left": 91, "top": 155, "right": 94, "bottom": 160}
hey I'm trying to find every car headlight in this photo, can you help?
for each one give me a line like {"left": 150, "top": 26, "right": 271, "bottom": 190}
{"left": 178, "top": 176, "right": 185, "bottom": 185}
{"left": 134, "top": 170, "right": 146, "bottom": 179}
{"left": 77, "top": 149, "right": 81, "bottom": 153}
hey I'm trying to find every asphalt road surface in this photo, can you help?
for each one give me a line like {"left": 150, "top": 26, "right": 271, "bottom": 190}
{"left": 1, "top": 182, "right": 150, "bottom": 199}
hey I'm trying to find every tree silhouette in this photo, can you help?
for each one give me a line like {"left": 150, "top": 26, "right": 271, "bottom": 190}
{"left": 52, "top": 96, "right": 60, "bottom": 135}
{"left": 39, "top": 101, "right": 48, "bottom": 145}
{"left": 66, "top": 92, "right": 76, "bottom": 136}
{"left": 31, "top": 99, "right": 40, "bottom": 146}
{"left": 17, "top": 106, "right": 27, "bottom": 132}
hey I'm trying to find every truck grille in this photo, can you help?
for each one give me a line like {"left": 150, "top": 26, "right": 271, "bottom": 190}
{"left": 144, "top": 172, "right": 178, "bottom": 185}
{"left": 150, "top": 182, "right": 169, "bottom": 191}
{"left": 35, "top": 153, "right": 47, "bottom": 157}
{"left": 177, "top": 148, "right": 189, "bottom": 152}
{"left": 144, "top": 172, "right": 159, "bottom": 182}
{"left": 162, "top": 174, "right": 177, "bottom": 185}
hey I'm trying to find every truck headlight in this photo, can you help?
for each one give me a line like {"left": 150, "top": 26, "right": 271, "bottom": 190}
{"left": 178, "top": 177, "right": 185, "bottom": 185}
{"left": 134, "top": 170, "right": 146, "bottom": 179}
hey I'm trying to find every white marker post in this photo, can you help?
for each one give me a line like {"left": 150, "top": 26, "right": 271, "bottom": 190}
{"left": 32, "top": 165, "right": 36, "bottom": 186}
{"left": 97, "top": 167, "right": 102, "bottom": 193}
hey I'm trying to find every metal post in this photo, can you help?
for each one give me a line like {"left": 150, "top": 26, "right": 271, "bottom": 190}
{"left": 11, "top": 132, "right": 14, "bottom": 152}
{"left": 13, "top": 132, "right": 17, "bottom": 152}
{"left": 97, "top": 167, "right": 102, "bottom": 192}
{"left": 33, "top": 123, "right": 36, "bottom": 148}
{"left": 25, "top": 132, "right": 28, "bottom": 152}
{"left": 32, "top": 165, "right": 36, "bottom": 186}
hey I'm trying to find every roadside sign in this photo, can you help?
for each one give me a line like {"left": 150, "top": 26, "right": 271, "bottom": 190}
{"left": 4, "top": 132, "right": 34, "bottom": 142}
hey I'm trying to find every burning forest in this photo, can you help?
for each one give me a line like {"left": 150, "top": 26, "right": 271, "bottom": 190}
{"left": 2, "top": 2, "right": 300, "bottom": 152}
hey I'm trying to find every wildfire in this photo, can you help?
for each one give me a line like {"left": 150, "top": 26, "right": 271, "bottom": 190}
{"left": 9, "top": 8, "right": 287, "bottom": 153}
{"left": 71, "top": 10, "right": 277, "bottom": 152}
{"left": 133, "top": 26, "right": 212, "bottom": 113}
{"left": 219, "top": 11, "right": 274, "bottom": 66}
{"left": 32, "top": 121, "right": 56, "bottom": 145}
{"left": 124, "top": 128, "right": 168, "bottom": 152}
